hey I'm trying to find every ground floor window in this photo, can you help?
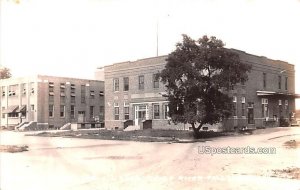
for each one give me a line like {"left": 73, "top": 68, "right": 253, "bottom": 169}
{"left": 49, "top": 105, "right": 54, "bottom": 117}
{"left": 90, "top": 106, "right": 94, "bottom": 119}
{"left": 261, "top": 98, "right": 268, "bottom": 118}
{"left": 124, "top": 106, "right": 129, "bottom": 120}
{"left": 164, "top": 104, "right": 169, "bottom": 119}
{"left": 60, "top": 105, "right": 65, "bottom": 118}
{"left": 241, "top": 97, "right": 246, "bottom": 117}
{"left": 71, "top": 105, "right": 75, "bottom": 119}
{"left": 114, "top": 107, "right": 119, "bottom": 120}
{"left": 99, "top": 106, "right": 104, "bottom": 120}
{"left": 153, "top": 104, "right": 160, "bottom": 119}
{"left": 232, "top": 96, "right": 237, "bottom": 117}
{"left": 8, "top": 112, "right": 18, "bottom": 118}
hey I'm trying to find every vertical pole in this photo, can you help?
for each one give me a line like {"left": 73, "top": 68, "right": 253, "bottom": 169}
{"left": 156, "top": 19, "right": 159, "bottom": 57}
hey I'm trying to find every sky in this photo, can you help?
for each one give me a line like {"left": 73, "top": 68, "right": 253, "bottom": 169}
{"left": 0, "top": 0, "right": 299, "bottom": 108}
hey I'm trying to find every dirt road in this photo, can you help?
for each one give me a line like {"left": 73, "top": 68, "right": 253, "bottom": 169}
{"left": 1, "top": 128, "right": 300, "bottom": 190}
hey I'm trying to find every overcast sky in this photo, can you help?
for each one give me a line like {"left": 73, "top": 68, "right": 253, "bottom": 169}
{"left": 1, "top": 0, "right": 300, "bottom": 107}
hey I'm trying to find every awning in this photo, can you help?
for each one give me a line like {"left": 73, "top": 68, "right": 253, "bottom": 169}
{"left": 257, "top": 91, "right": 300, "bottom": 98}
{"left": 16, "top": 105, "right": 26, "bottom": 113}
{"left": 2, "top": 105, "right": 19, "bottom": 114}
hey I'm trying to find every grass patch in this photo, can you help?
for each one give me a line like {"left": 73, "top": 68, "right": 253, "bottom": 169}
{"left": 28, "top": 129, "right": 236, "bottom": 142}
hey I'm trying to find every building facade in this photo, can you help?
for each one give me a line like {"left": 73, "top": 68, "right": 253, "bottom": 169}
{"left": 104, "top": 50, "right": 299, "bottom": 131}
{"left": 0, "top": 75, "right": 104, "bottom": 130}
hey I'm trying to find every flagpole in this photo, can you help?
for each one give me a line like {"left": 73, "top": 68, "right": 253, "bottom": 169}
{"left": 156, "top": 19, "right": 159, "bottom": 57}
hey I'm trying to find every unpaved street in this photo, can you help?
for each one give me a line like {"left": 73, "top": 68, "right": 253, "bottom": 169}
{"left": 1, "top": 128, "right": 300, "bottom": 190}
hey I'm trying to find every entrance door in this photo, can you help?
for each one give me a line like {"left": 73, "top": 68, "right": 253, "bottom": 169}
{"left": 134, "top": 105, "right": 148, "bottom": 126}
{"left": 248, "top": 108, "right": 254, "bottom": 124}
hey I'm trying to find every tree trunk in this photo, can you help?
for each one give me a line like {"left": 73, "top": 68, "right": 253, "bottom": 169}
{"left": 191, "top": 123, "right": 201, "bottom": 138}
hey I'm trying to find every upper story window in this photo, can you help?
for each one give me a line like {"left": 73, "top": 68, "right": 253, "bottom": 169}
{"left": 113, "top": 78, "right": 119, "bottom": 91}
{"left": 123, "top": 77, "right": 129, "bottom": 91}
{"left": 2, "top": 87, "right": 5, "bottom": 97}
{"left": 81, "top": 85, "right": 86, "bottom": 103}
{"left": 278, "top": 75, "right": 281, "bottom": 89}
{"left": 138, "top": 75, "right": 144, "bottom": 90}
{"left": 285, "top": 77, "right": 288, "bottom": 90}
{"left": 263, "top": 73, "right": 266, "bottom": 89}
{"left": 49, "top": 82, "right": 54, "bottom": 92}
{"left": 90, "top": 90, "right": 95, "bottom": 99}
{"left": 153, "top": 73, "right": 159, "bottom": 89}
{"left": 70, "top": 84, "right": 76, "bottom": 94}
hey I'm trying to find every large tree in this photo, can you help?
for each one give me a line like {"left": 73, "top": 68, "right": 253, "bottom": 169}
{"left": 0, "top": 67, "right": 12, "bottom": 79}
{"left": 159, "top": 35, "right": 252, "bottom": 137}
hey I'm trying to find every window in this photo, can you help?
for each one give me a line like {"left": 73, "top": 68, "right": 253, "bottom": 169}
{"left": 285, "top": 77, "right": 288, "bottom": 90}
{"left": 21, "top": 83, "right": 26, "bottom": 95}
{"left": 164, "top": 104, "right": 169, "bottom": 119}
{"left": 153, "top": 104, "right": 160, "bottom": 119}
{"left": 241, "top": 97, "right": 246, "bottom": 117}
{"left": 49, "top": 95, "right": 54, "bottom": 103}
{"left": 114, "top": 103, "right": 119, "bottom": 120}
{"left": 261, "top": 98, "right": 269, "bottom": 118}
{"left": 232, "top": 96, "right": 237, "bottom": 117}
{"left": 124, "top": 106, "right": 129, "bottom": 120}
{"left": 90, "top": 106, "right": 94, "bottom": 119}
{"left": 278, "top": 75, "right": 281, "bottom": 89}
{"left": 113, "top": 78, "right": 119, "bottom": 91}
{"left": 279, "top": 99, "right": 283, "bottom": 115}
{"left": 138, "top": 75, "right": 144, "bottom": 90}
{"left": 60, "top": 105, "right": 65, "bottom": 117}
{"left": 8, "top": 113, "right": 18, "bottom": 118}
{"left": 90, "top": 90, "right": 95, "bottom": 99}
{"left": 263, "top": 73, "right": 266, "bottom": 89}
{"left": 60, "top": 96, "right": 66, "bottom": 104}
{"left": 153, "top": 73, "right": 159, "bottom": 88}
{"left": 71, "top": 96, "right": 75, "bottom": 104}
{"left": 60, "top": 83, "right": 65, "bottom": 96}
{"left": 285, "top": 100, "right": 289, "bottom": 115}
{"left": 49, "top": 82, "right": 54, "bottom": 93}
{"left": 60, "top": 83, "right": 66, "bottom": 89}
{"left": 99, "top": 106, "right": 104, "bottom": 120}
{"left": 81, "top": 85, "right": 86, "bottom": 103}
{"left": 30, "top": 82, "right": 35, "bottom": 95}
{"left": 49, "top": 105, "right": 54, "bottom": 117}
{"left": 2, "top": 107, "right": 5, "bottom": 118}
{"left": 71, "top": 105, "right": 75, "bottom": 119}
{"left": 71, "top": 84, "right": 76, "bottom": 92}
{"left": 123, "top": 77, "right": 129, "bottom": 91}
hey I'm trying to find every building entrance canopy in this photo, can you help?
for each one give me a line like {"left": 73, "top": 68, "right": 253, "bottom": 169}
{"left": 2, "top": 105, "right": 19, "bottom": 114}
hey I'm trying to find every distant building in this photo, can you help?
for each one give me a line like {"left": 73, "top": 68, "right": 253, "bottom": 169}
{"left": 0, "top": 75, "right": 104, "bottom": 130}
{"left": 103, "top": 50, "right": 300, "bottom": 131}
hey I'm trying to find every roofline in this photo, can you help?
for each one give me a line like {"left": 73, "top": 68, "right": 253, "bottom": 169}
{"left": 0, "top": 75, "right": 104, "bottom": 82}
{"left": 104, "top": 55, "right": 168, "bottom": 68}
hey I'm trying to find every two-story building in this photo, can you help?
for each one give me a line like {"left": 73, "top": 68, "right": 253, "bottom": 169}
{"left": 103, "top": 49, "right": 299, "bottom": 131}
{"left": 0, "top": 75, "right": 104, "bottom": 130}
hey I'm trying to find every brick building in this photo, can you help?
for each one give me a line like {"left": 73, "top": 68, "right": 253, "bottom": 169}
{"left": 0, "top": 75, "right": 104, "bottom": 130}
{"left": 103, "top": 49, "right": 299, "bottom": 131}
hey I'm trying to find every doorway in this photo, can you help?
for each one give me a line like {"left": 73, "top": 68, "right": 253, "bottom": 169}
{"left": 248, "top": 107, "right": 254, "bottom": 124}
{"left": 134, "top": 104, "right": 148, "bottom": 126}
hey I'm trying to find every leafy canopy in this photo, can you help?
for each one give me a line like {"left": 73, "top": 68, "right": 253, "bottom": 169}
{"left": 0, "top": 67, "right": 12, "bottom": 79}
{"left": 159, "top": 35, "right": 251, "bottom": 133}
